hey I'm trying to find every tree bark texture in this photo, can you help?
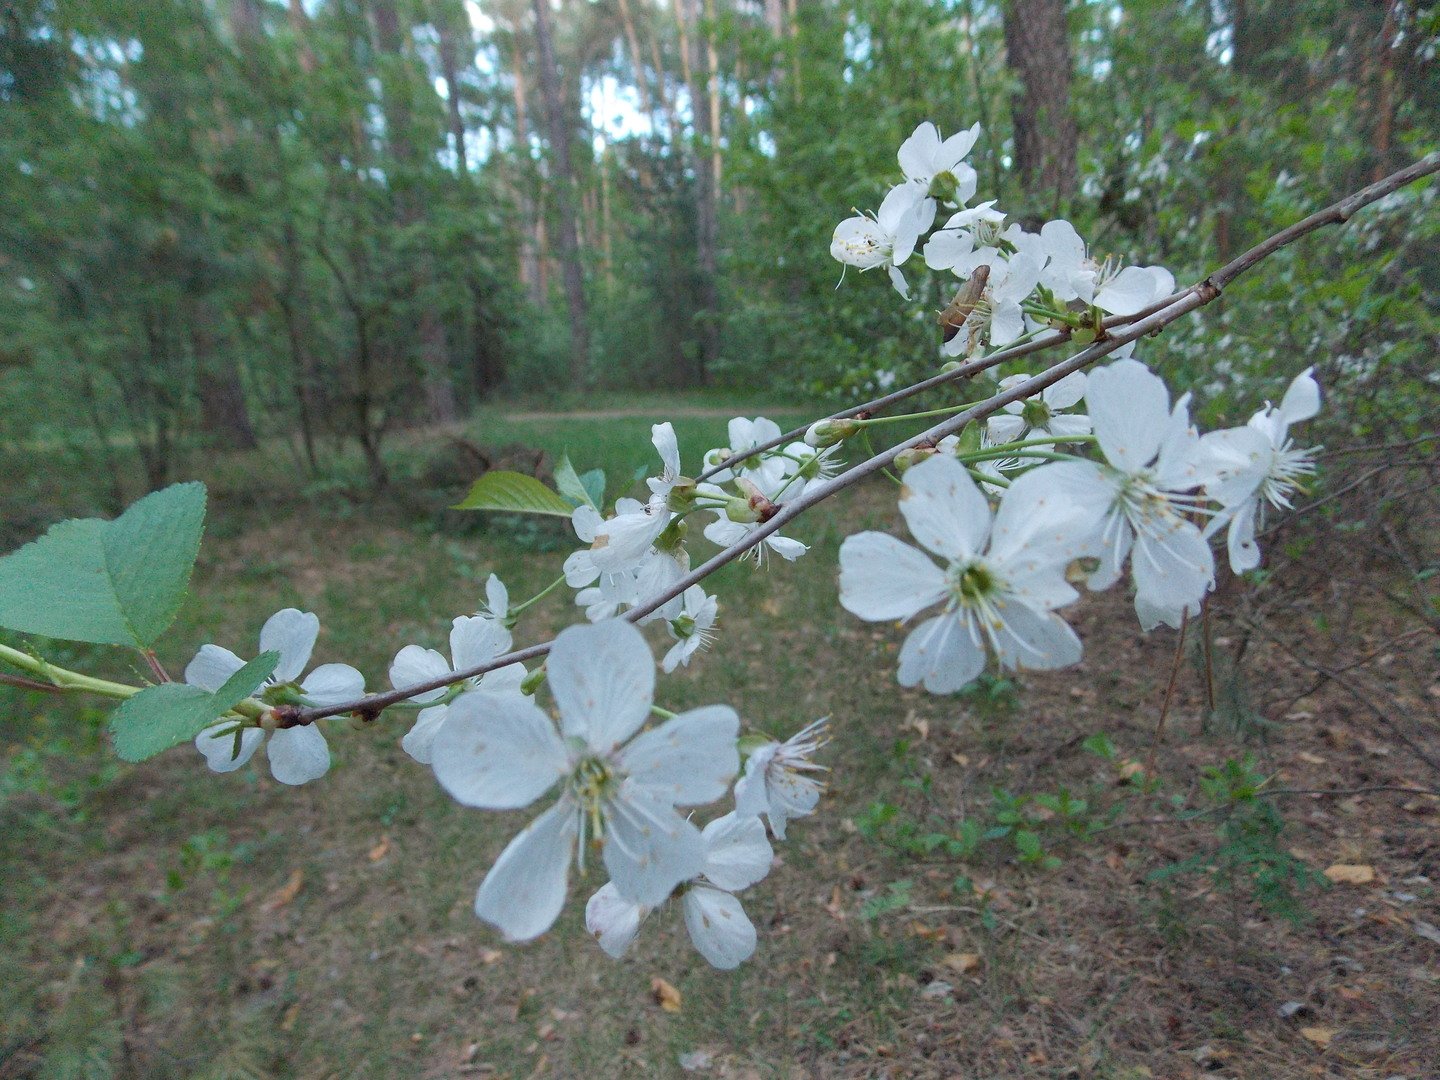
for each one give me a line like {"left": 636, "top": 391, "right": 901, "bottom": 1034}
{"left": 1002, "top": 0, "right": 1077, "bottom": 215}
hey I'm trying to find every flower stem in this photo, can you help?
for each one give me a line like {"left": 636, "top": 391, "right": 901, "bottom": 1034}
{"left": 0, "top": 642, "right": 143, "bottom": 701}
{"left": 508, "top": 573, "right": 568, "bottom": 617}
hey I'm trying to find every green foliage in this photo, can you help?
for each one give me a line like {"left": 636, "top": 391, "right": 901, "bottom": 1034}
{"left": 452, "top": 470, "right": 575, "bottom": 516}
{"left": 553, "top": 453, "right": 604, "bottom": 511}
{"left": 107, "top": 650, "right": 277, "bottom": 763}
{"left": 0, "top": 482, "right": 205, "bottom": 647}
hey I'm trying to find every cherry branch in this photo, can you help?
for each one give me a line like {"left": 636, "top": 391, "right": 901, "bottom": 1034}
{"left": 284, "top": 151, "right": 1440, "bottom": 728}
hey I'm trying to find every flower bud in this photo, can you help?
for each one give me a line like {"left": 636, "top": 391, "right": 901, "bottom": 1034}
{"left": 894, "top": 445, "right": 938, "bottom": 472}
{"left": 723, "top": 496, "right": 762, "bottom": 524}
{"left": 805, "top": 419, "right": 860, "bottom": 448}
{"left": 520, "top": 667, "right": 546, "bottom": 696}
{"left": 939, "top": 360, "right": 964, "bottom": 374}
{"left": 666, "top": 476, "right": 698, "bottom": 510}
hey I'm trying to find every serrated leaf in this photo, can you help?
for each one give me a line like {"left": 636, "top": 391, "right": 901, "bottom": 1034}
{"left": 451, "top": 471, "right": 573, "bottom": 516}
{"left": 0, "top": 482, "right": 206, "bottom": 648}
{"left": 109, "top": 651, "right": 277, "bottom": 763}
{"left": 553, "top": 454, "right": 599, "bottom": 510}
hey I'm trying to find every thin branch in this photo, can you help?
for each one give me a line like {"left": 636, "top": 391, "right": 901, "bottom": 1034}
{"left": 286, "top": 152, "right": 1440, "bottom": 727}
{"left": 0, "top": 671, "right": 62, "bottom": 694}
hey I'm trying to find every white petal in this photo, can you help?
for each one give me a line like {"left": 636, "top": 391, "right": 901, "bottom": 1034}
{"left": 1043, "top": 369, "right": 1087, "bottom": 410}
{"left": 400, "top": 703, "right": 450, "bottom": 764}
{"left": 1131, "top": 518, "right": 1214, "bottom": 629}
{"left": 897, "top": 121, "right": 941, "bottom": 180}
{"left": 547, "top": 620, "right": 654, "bottom": 751}
{"left": 887, "top": 263, "right": 910, "bottom": 299}
{"left": 571, "top": 504, "right": 603, "bottom": 543}
{"left": 733, "top": 745, "right": 777, "bottom": 820}
{"left": 450, "top": 615, "right": 511, "bottom": 671}
{"left": 196, "top": 723, "right": 262, "bottom": 772}
{"left": 266, "top": 724, "right": 330, "bottom": 786}
{"left": 765, "top": 767, "right": 822, "bottom": 839}
{"left": 898, "top": 454, "right": 992, "bottom": 561}
{"left": 184, "top": 644, "right": 246, "bottom": 692}
{"left": 683, "top": 886, "right": 757, "bottom": 970}
{"left": 838, "top": 532, "right": 947, "bottom": 621}
{"left": 1094, "top": 265, "right": 1159, "bottom": 316}
{"left": 989, "top": 300, "right": 1025, "bottom": 346}
{"left": 651, "top": 422, "right": 681, "bottom": 479}
{"left": 259, "top": 609, "right": 320, "bottom": 683}
{"left": 618, "top": 705, "right": 739, "bottom": 806}
{"left": 389, "top": 645, "right": 450, "bottom": 704}
{"left": 585, "top": 881, "right": 646, "bottom": 958}
{"left": 603, "top": 785, "right": 704, "bottom": 907}
{"left": 590, "top": 506, "right": 669, "bottom": 572}
{"left": 1278, "top": 367, "right": 1321, "bottom": 427}
{"left": 897, "top": 613, "right": 986, "bottom": 694}
{"left": 300, "top": 663, "right": 364, "bottom": 706}
{"left": 478, "top": 662, "right": 527, "bottom": 694}
{"left": 764, "top": 534, "right": 809, "bottom": 561}
{"left": 1086, "top": 359, "right": 1171, "bottom": 473}
{"left": 474, "top": 798, "right": 579, "bottom": 942}
{"left": 1225, "top": 499, "right": 1261, "bottom": 574}
{"left": 986, "top": 413, "right": 1026, "bottom": 444}
{"left": 431, "top": 692, "right": 568, "bottom": 809}
{"left": 700, "top": 812, "right": 773, "bottom": 892}
{"left": 988, "top": 602, "right": 1083, "bottom": 671}
{"left": 485, "top": 574, "right": 509, "bottom": 617}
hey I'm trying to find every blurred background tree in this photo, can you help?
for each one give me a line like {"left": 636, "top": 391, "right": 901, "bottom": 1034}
{"left": 1, "top": 0, "right": 1436, "bottom": 495}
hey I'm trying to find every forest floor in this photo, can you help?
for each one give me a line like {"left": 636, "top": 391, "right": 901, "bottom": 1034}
{"left": 2, "top": 398, "right": 1438, "bottom": 1079}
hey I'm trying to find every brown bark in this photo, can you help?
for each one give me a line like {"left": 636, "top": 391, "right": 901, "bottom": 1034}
{"left": 531, "top": 0, "right": 590, "bottom": 380}
{"left": 1002, "top": 0, "right": 1077, "bottom": 215}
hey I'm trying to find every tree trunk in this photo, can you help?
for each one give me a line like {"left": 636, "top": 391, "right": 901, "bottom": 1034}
{"left": 370, "top": 0, "right": 459, "bottom": 423}
{"left": 433, "top": 0, "right": 472, "bottom": 172}
{"left": 1002, "top": 0, "right": 1077, "bottom": 216}
{"left": 531, "top": 0, "right": 590, "bottom": 381}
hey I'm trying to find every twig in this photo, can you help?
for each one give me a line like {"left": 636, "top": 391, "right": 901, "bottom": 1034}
{"left": 0, "top": 671, "right": 62, "bottom": 694}
{"left": 1145, "top": 611, "right": 1190, "bottom": 777}
{"left": 286, "top": 151, "right": 1440, "bottom": 727}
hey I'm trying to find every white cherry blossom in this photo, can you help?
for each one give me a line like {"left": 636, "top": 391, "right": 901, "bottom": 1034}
{"left": 985, "top": 371, "right": 1091, "bottom": 445}
{"left": 388, "top": 615, "right": 527, "bottom": 764}
{"left": 430, "top": 620, "right": 738, "bottom": 942}
{"left": 590, "top": 424, "right": 682, "bottom": 574}
{"left": 898, "top": 121, "right": 981, "bottom": 201}
{"left": 830, "top": 182, "right": 936, "bottom": 298}
{"left": 733, "top": 717, "right": 829, "bottom": 839}
{"left": 703, "top": 416, "right": 787, "bottom": 486}
{"left": 189, "top": 608, "right": 364, "bottom": 786}
{"left": 662, "top": 585, "right": 718, "bottom": 673}
{"left": 1199, "top": 368, "right": 1321, "bottom": 572}
{"left": 1017, "top": 359, "right": 1213, "bottom": 630}
{"left": 839, "top": 455, "right": 1089, "bottom": 693}
{"left": 584, "top": 811, "right": 773, "bottom": 969}
{"left": 941, "top": 253, "right": 1043, "bottom": 356}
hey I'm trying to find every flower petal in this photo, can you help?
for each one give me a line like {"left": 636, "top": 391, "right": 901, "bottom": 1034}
{"left": 619, "top": 705, "right": 739, "bottom": 806}
{"left": 184, "top": 644, "right": 246, "bottom": 692}
{"left": 898, "top": 613, "right": 986, "bottom": 694}
{"left": 585, "top": 881, "right": 646, "bottom": 958}
{"left": 547, "top": 620, "right": 654, "bottom": 752}
{"left": 196, "top": 723, "right": 262, "bottom": 773}
{"left": 683, "top": 886, "right": 757, "bottom": 970}
{"left": 1086, "top": 359, "right": 1171, "bottom": 474}
{"left": 838, "top": 532, "right": 947, "bottom": 622}
{"left": 400, "top": 703, "right": 450, "bottom": 764}
{"left": 700, "top": 812, "right": 773, "bottom": 892}
{"left": 603, "top": 784, "right": 704, "bottom": 907}
{"left": 259, "top": 609, "right": 320, "bottom": 683}
{"left": 431, "top": 692, "right": 568, "bottom": 809}
{"left": 389, "top": 645, "right": 450, "bottom": 703}
{"left": 474, "top": 798, "right": 579, "bottom": 942}
{"left": 988, "top": 602, "right": 1083, "bottom": 672}
{"left": 266, "top": 724, "right": 330, "bottom": 786}
{"left": 898, "top": 454, "right": 992, "bottom": 561}
{"left": 450, "top": 615, "right": 511, "bottom": 672}
{"left": 300, "top": 663, "right": 365, "bottom": 707}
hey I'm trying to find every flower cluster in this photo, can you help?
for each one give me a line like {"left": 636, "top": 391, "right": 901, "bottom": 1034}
{"left": 178, "top": 118, "right": 1328, "bottom": 975}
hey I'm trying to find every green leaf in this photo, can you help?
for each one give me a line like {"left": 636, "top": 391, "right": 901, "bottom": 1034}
{"left": 109, "top": 650, "right": 278, "bottom": 763}
{"left": 0, "top": 483, "right": 206, "bottom": 648}
{"left": 553, "top": 454, "right": 599, "bottom": 511}
{"left": 451, "top": 471, "right": 574, "bottom": 516}
{"left": 579, "top": 469, "right": 605, "bottom": 510}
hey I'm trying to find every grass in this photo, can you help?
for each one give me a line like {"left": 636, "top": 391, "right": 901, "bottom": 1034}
{"left": 3, "top": 393, "right": 1439, "bottom": 1078}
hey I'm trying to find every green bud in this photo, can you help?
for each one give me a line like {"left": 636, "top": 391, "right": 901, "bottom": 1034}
{"left": 666, "top": 477, "right": 698, "bottom": 510}
{"left": 520, "top": 667, "right": 546, "bottom": 696}
{"left": 939, "top": 360, "right": 964, "bottom": 374}
{"left": 724, "top": 496, "right": 762, "bottom": 524}
{"left": 805, "top": 419, "right": 861, "bottom": 448}
{"left": 656, "top": 516, "right": 688, "bottom": 553}
{"left": 894, "top": 446, "right": 938, "bottom": 472}
{"left": 1071, "top": 325, "right": 1097, "bottom": 345}
{"left": 927, "top": 170, "right": 959, "bottom": 201}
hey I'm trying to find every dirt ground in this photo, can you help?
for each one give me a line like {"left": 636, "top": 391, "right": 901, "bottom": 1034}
{"left": 3, "top": 468, "right": 1438, "bottom": 1079}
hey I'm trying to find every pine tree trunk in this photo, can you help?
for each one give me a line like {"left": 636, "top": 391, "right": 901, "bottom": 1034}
{"left": 531, "top": 0, "right": 590, "bottom": 382}
{"left": 1002, "top": 0, "right": 1077, "bottom": 216}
